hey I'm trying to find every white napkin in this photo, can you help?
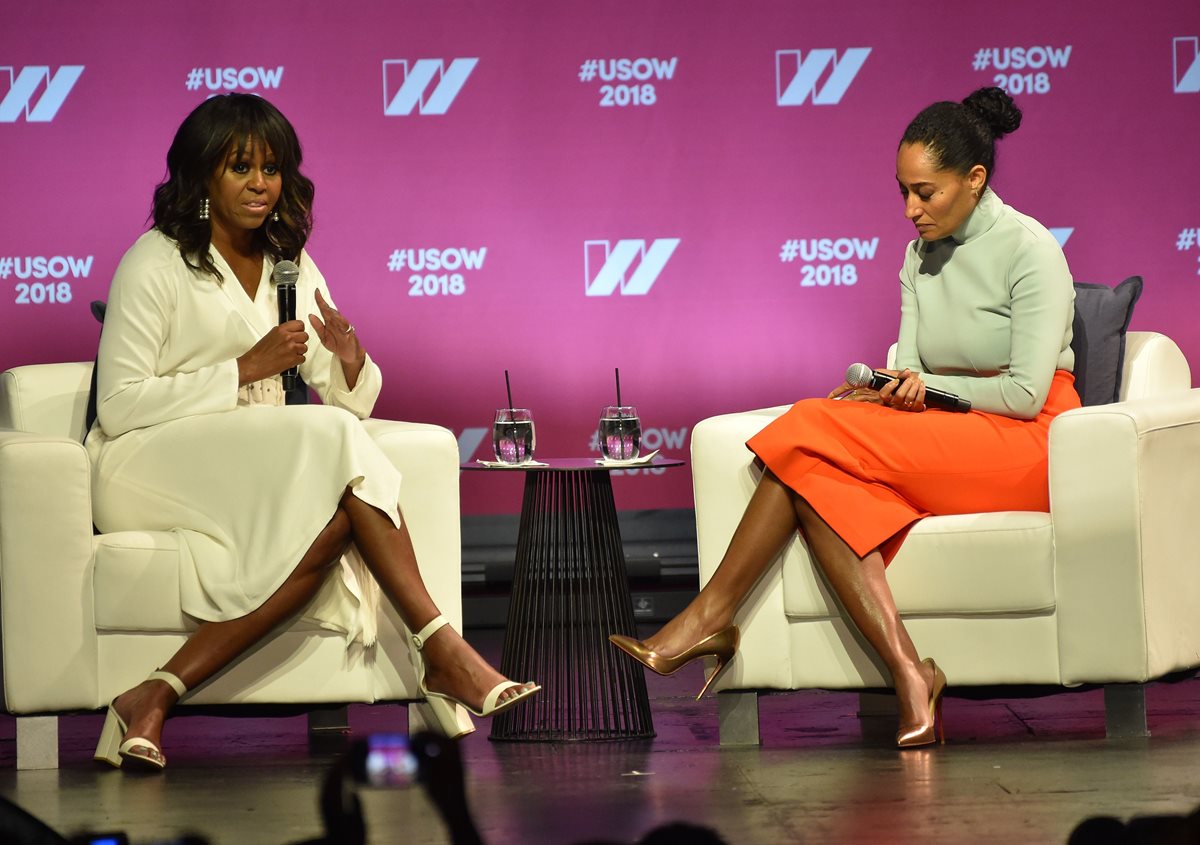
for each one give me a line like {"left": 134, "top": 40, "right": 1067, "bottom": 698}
{"left": 594, "top": 449, "right": 660, "bottom": 467}
{"left": 474, "top": 459, "right": 550, "bottom": 468}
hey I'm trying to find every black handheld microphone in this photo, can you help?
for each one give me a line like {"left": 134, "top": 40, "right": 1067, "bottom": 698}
{"left": 845, "top": 362, "right": 972, "bottom": 413}
{"left": 272, "top": 259, "right": 301, "bottom": 391}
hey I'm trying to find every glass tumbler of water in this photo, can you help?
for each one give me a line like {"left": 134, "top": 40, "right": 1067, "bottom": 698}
{"left": 493, "top": 409, "right": 535, "bottom": 464}
{"left": 599, "top": 406, "right": 641, "bottom": 461}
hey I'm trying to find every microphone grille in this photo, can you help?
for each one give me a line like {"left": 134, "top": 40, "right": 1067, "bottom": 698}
{"left": 845, "top": 363, "right": 872, "bottom": 388}
{"left": 272, "top": 259, "right": 300, "bottom": 286}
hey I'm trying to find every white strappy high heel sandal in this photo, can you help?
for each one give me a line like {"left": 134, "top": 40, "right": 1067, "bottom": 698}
{"left": 94, "top": 670, "right": 188, "bottom": 770}
{"left": 411, "top": 615, "right": 540, "bottom": 737}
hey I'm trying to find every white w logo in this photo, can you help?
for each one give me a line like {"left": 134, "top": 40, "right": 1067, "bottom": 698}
{"left": 775, "top": 49, "right": 870, "bottom": 106}
{"left": 382, "top": 59, "right": 478, "bottom": 115}
{"left": 456, "top": 428, "right": 488, "bottom": 463}
{"left": 1174, "top": 37, "right": 1200, "bottom": 94}
{"left": 584, "top": 239, "right": 680, "bottom": 296}
{"left": 0, "top": 66, "right": 84, "bottom": 122}
{"left": 1049, "top": 228, "right": 1074, "bottom": 248}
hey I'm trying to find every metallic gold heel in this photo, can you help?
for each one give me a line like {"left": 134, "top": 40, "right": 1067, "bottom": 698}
{"left": 935, "top": 692, "right": 945, "bottom": 744}
{"left": 896, "top": 658, "right": 946, "bottom": 749}
{"left": 695, "top": 649, "right": 735, "bottom": 701}
{"left": 609, "top": 625, "right": 740, "bottom": 698}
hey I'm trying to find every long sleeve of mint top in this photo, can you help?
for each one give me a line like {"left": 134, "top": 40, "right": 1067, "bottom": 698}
{"left": 894, "top": 188, "right": 1075, "bottom": 420}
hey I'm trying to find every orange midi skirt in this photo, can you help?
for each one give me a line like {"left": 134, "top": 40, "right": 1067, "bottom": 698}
{"left": 746, "top": 370, "right": 1081, "bottom": 565}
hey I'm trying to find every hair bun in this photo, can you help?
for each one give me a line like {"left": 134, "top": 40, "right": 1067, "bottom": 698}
{"left": 962, "top": 86, "right": 1022, "bottom": 139}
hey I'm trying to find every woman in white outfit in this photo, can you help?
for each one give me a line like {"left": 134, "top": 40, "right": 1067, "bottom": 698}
{"left": 88, "top": 94, "right": 538, "bottom": 771}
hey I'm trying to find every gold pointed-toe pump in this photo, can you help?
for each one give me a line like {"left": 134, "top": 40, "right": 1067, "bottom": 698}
{"left": 609, "top": 625, "right": 740, "bottom": 699}
{"left": 896, "top": 658, "right": 947, "bottom": 749}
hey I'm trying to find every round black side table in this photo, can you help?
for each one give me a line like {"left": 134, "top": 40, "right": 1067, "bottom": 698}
{"left": 463, "top": 456, "right": 684, "bottom": 741}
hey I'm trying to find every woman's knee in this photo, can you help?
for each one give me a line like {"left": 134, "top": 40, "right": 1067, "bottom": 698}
{"left": 339, "top": 487, "right": 396, "bottom": 524}
{"left": 299, "top": 506, "right": 353, "bottom": 574}
{"left": 329, "top": 503, "right": 352, "bottom": 535}
{"left": 326, "top": 506, "right": 352, "bottom": 555}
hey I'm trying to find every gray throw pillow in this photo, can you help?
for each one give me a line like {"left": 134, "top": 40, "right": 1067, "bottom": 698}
{"left": 1070, "top": 276, "right": 1143, "bottom": 406}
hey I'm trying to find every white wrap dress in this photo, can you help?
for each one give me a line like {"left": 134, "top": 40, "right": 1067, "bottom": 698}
{"left": 86, "top": 229, "right": 397, "bottom": 644}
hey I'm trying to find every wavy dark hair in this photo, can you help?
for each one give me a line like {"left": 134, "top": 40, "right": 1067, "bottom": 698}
{"left": 900, "top": 86, "right": 1022, "bottom": 187}
{"left": 151, "top": 94, "right": 314, "bottom": 280}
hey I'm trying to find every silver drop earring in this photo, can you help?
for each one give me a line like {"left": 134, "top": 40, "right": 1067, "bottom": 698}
{"left": 271, "top": 211, "right": 280, "bottom": 223}
{"left": 199, "top": 198, "right": 210, "bottom": 221}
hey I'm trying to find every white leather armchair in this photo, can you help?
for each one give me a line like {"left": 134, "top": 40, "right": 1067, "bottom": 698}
{"left": 691, "top": 332, "right": 1200, "bottom": 744}
{"left": 0, "top": 362, "right": 465, "bottom": 769}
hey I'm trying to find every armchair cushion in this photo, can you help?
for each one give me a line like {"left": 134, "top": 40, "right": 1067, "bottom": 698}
{"left": 1071, "top": 276, "right": 1143, "bottom": 406}
{"left": 816, "top": 511, "right": 1054, "bottom": 615}
{"left": 92, "top": 531, "right": 188, "bottom": 632}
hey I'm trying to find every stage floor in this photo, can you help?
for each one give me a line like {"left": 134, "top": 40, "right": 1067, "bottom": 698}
{"left": 3, "top": 628, "right": 1199, "bottom": 844}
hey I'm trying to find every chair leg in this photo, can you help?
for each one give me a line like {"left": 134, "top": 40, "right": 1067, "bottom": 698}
{"left": 718, "top": 690, "right": 761, "bottom": 746}
{"left": 857, "top": 692, "right": 897, "bottom": 718}
{"left": 307, "top": 705, "right": 350, "bottom": 734}
{"left": 408, "top": 701, "right": 434, "bottom": 735}
{"left": 1104, "top": 683, "right": 1149, "bottom": 739}
{"left": 16, "top": 716, "right": 59, "bottom": 770}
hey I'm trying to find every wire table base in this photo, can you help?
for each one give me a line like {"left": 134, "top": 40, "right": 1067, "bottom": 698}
{"left": 490, "top": 466, "right": 656, "bottom": 742}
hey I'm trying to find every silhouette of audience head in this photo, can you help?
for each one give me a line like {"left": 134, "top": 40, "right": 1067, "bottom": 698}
{"left": 1069, "top": 808, "right": 1200, "bottom": 845}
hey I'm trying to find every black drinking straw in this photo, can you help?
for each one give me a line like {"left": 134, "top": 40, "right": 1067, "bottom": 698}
{"left": 505, "top": 370, "right": 515, "bottom": 411}
{"left": 615, "top": 367, "right": 622, "bottom": 418}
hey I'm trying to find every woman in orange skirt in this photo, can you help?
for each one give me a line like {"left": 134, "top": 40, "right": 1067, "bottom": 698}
{"left": 611, "top": 87, "right": 1079, "bottom": 748}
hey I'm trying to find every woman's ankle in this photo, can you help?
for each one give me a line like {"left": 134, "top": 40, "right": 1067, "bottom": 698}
{"left": 892, "top": 662, "right": 932, "bottom": 710}
{"left": 688, "top": 593, "right": 734, "bottom": 634}
{"left": 113, "top": 683, "right": 170, "bottom": 735}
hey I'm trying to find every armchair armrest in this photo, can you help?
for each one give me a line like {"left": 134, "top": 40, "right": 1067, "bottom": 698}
{"left": 361, "top": 419, "right": 462, "bottom": 624}
{"left": 1050, "top": 388, "right": 1200, "bottom": 683}
{"left": 691, "top": 407, "right": 791, "bottom": 584}
{"left": 0, "top": 430, "right": 99, "bottom": 712}
{"left": 691, "top": 407, "right": 795, "bottom": 689}
{"left": 1121, "top": 332, "right": 1192, "bottom": 401}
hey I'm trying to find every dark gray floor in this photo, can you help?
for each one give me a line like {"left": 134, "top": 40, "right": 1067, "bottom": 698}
{"left": 3, "top": 628, "right": 1200, "bottom": 845}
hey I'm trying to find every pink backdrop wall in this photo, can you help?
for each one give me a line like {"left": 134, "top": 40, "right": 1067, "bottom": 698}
{"left": 3, "top": 1, "right": 1198, "bottom": 514}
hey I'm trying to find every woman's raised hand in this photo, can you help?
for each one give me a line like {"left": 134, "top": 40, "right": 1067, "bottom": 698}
{"left": 308, "top": 288, "right": 365, "bottom": 365}
{"left": 236, "top": 321, "right": 308, "bottom": 387}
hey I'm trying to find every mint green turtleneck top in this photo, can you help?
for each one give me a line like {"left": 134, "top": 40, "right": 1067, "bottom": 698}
{"left": 895, "top": 188, "right": 1075, "bottom": 420}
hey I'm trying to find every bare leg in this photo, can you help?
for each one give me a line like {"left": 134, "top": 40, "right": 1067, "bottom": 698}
{"left": 790, "top": 497, "right": 936, "bottom": 733}
{"left": 338, "top": 491, "right": 533, "bottom": 711}
{"left": 643, "top": 469, "right": 799, "bottom": 656}
{"left": 111, "top": 507, "right": 353, "bottom": 753}
{"left": 642, "top": 469, "right": 936, "bottom": 730}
